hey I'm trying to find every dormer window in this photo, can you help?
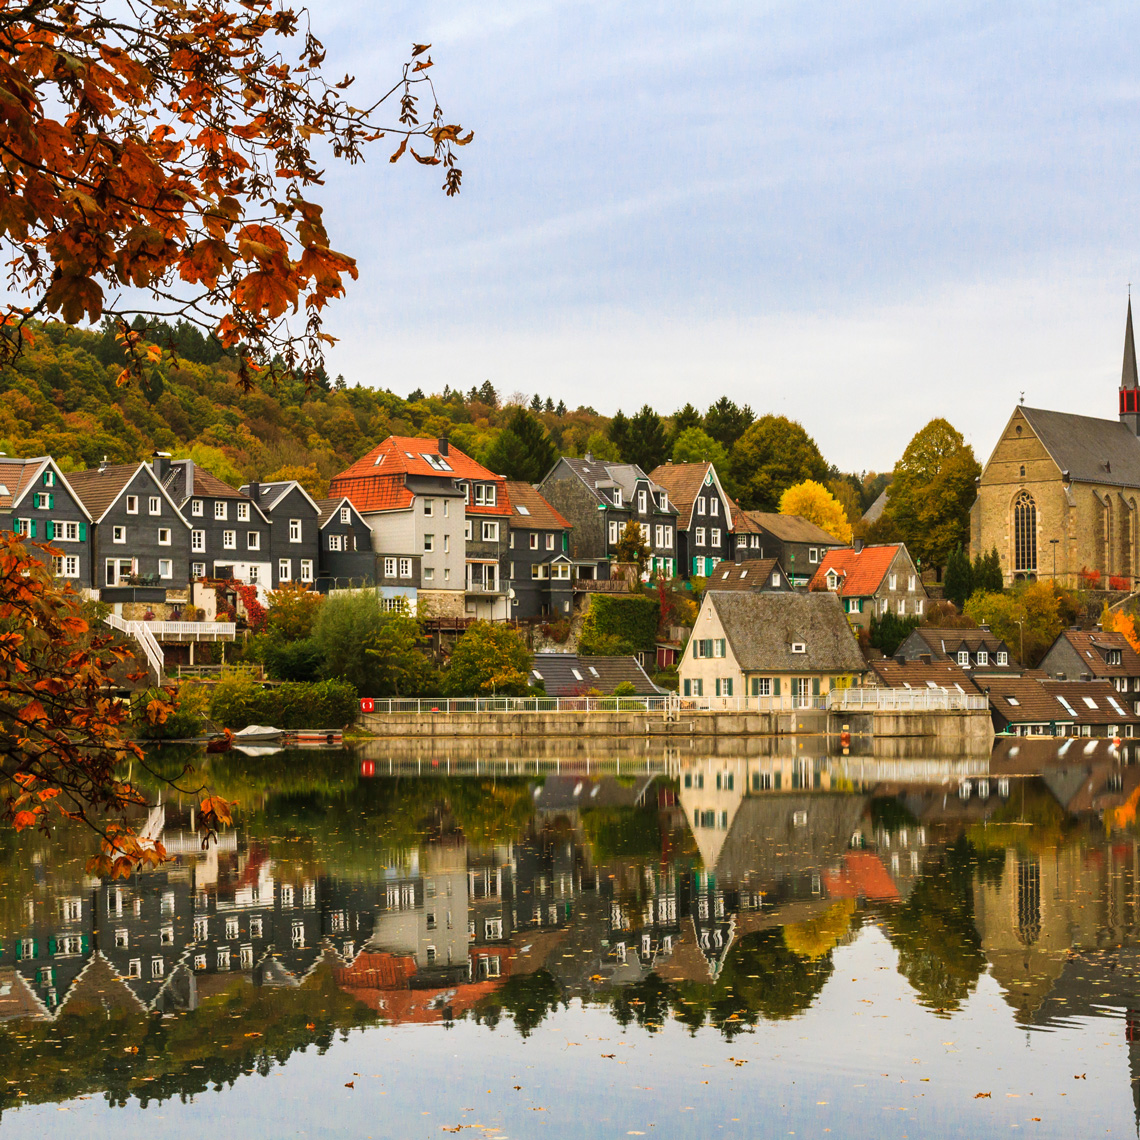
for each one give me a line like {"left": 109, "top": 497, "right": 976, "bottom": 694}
{"left": 826, "top": 570, "right": 839, "bottom": 590}
{"left": 638, "top": 490, "right": 647, "bottom": 513}
{"left": 996, "top": 651, "right": 1008, "bottom": 666}
{"left": 612, "top": 489, "right": 622, "bottom": 508}
{"left": 957, "top": 650, "right": 970, "bottom": 667}
{"left": 976, "top": 651, "right": 988, "bottom": 666}
{"left": 1109, "top": 649, "right": 1123, "bottom": 666}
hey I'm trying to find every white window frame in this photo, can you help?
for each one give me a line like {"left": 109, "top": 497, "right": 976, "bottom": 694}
{"left": 215, "top": 501, "right": 227, "bottom": 520}
{"left": 112, "top": 525, "right": 126, "bottom": 544}
{"left": 148, "top": 496, "right": 161, "bottom": 515}
{"left": 126, "top": 495, "right": 138, "bottom": 514}
{"left": 383, "top": 557, "right": 396, "bottom": 577}
{"left": 340, "top": 506, "right": 350, "bottom": 524}
{"left": 300, "top": 559, "right": 313, "bottom": 582}
{"left": 638, "top": 490, "right": 647, "bottom": 513}
{"left": 398, "top": 558, "right": 412, "bottom": 578}
{"left": 192, "top": 561, "right": 205, "bottom": 578}
{"left": 423, "top": 533, "right": 434, "bottom": 552}
{"left": 328, "top": 533, "right": 343, "bottom": 551}
{"left": 223, "top": 530, "right": 236, "bottom": 549}
{"left": 237, "top": 502, "right": 249, "bottom": 521}
{"left": 158, "top": 527, "right": 171, "bottom": 545}
{"left": 191, "top": 499, "right": 203, "bottom": 516}
{"left": 423, "top": 498, "right": 433, "bottom": 517}
{"left": 695, "top": 527, "right": 706, "bottom": 547}
{"left": 278, "top": 559, "right": 291, "bottom": 581}
{"left": 158, "top": 559, "right": 172, "bottom": 579}
{"left": 482, "top": 521, "right": 499, "bottom": 542}
{"left": 191, "top": 529, "right": 205, "bottom": 552}
{"left": 289, "top": 518, "right": 302, "bottom": 543}
{"left": 545, "top": 533, "right": 555, "bottom": 550}
{"left": 247, "top": 531, "right": 260, "bottom": 550}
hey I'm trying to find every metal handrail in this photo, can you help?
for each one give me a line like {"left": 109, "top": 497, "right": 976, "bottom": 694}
{"left": 104, "top": 613, "right": 164, "bottom": 684}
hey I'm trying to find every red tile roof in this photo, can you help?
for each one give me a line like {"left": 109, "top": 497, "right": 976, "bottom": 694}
{"left": 646, "top": 462, "right": 712, "bottom": 528}
{"left": 503, "top": 481, "right": 572, "bottom": 529}
{"left": 330, "top": 436, "right": 511, "bottom": 516}
{"left": 810, "top": 544, "right": 902, "bottom": 597}
{"left": 824, "top": 853, "right": 900, "bottom": 901}
{"left": 727, "top": 496, "right": 763, "bottom": 535}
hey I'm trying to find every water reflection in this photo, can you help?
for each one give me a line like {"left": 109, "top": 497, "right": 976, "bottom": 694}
{"left": 1, "top": 739, "right": 1140, "bottom": 1120}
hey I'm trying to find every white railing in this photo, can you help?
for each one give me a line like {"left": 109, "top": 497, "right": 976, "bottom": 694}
{"left": 104, "top": 613, "right": 164, "bottom": 684}
{"left": 359, "top": 694, "right": 827, "bottom": 714}
{"left": 141, "top": 620, "right": 236, "bottom": 641}
{"left": 827, "top": 687, "right": 988, "bottom": 712}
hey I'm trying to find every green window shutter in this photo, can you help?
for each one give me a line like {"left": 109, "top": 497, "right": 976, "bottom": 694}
{"left": 773, "top": 678, "right": 781, "bottom": 696}
{"left": 715, "top": 679, "right": 721, "bottom": 697}
{"left": 79, "top": 522, "right": 86, "bottom": 541}
{"left": 726, "top": 678, "right": 733, "bottom": 696}
{"left": 774, "top": 770, "right": 782, "bottom": 790}
{"left": 15, "top": 941, "right": 21, "bottom": 961}
{"left": 49, "top": 494, "right": 54, "bottom": 509}
{"left": 29, "top": 520, "right": 36, "bottom": 538}
{"left": 751, "top": 677, "right": 758, "bottom": 696}
{"left": 813, "top": 677, "right": 821, "bottom": 697}
{"left": 45, "top": 520, "right": 53, "bottom": 540}
{"left": 683, "top": 679, "right": 691, "bottom": 696}
{"left": 80, "top": 934, "right": 89, "bottom": 953}
{"left": 562, "top": 533, "right": 568, "bottom": 552}
{"left": 47, "top": 937, "right": 56, "bottom": 956}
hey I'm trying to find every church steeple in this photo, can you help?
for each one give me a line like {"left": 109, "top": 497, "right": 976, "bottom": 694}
{"left": 1120, "top": 295, "right": 1140, "bottom": 434}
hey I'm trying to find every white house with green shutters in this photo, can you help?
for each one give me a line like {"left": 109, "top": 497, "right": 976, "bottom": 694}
{"left": 0, "top": 456, "right": 92, "bottom": 585}
{"left": 679, "top": 590, "right": 868, "bottom": 706}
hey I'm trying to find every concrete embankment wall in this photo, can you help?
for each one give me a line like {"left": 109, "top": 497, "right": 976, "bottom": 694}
{"left": 358, "top": 708, "right": 993, "bottom": 748}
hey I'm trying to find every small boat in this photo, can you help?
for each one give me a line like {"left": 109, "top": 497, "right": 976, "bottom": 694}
{"left": 283, "top": 729, "right": 344, "bottom": 747}
{"left": 231, "top": 725, "right": 286, "bottom": 744}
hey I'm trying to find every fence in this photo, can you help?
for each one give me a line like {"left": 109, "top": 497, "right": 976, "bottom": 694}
{"left": 140, "top": 620, "right": 236, "bottom": 641}
{"left": 360, "top": 687, "right": 989, "bottom": 715}
{"left": 104, "top": 613, "right": 164, "bottom": 683}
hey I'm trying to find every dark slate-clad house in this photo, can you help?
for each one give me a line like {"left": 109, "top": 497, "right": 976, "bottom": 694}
{"left": 503, "top": 480, "right": 574, "bottom": 620}
{"left": 240, "top": 479, "right": 321, "bottom": 588}
{"left": 69, "top": 460, "right": 193, "bottom": 603}
{"left": 704, "top": 557, "right": 792, "bottom": 593}
{"left": 648, "top": 461, "right": 734, "bottom": 578}
{"left": 740, "top": 512, "right": 848, "bottom": 585}
{"left": 1039, "top": 630, "right": 1140, "bottom": 709}
{"left": 315, "top": 496, "right": 376, "bottom": 589}
{"left": 155, "top": 453, "right": 272, "bottom": 588}
{"left": 540, "top": 456, "right": 678, "bottom": 578}
{"left": 0, "top": 456, "right": 91, "bottom": 586}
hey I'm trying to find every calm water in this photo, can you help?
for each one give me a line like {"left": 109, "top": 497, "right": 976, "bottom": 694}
{"left": 0, "top": 738, "right": 1139, "bottom": 1138}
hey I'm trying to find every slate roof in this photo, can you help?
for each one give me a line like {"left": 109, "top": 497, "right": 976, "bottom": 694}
{"left": 706, "top": 590, "right": 867, "bottom": 674}
{"left": 983, "top": 676, "right": 1139, "bottom": 727}
{"left": 329, "top": 436, "right": 509, "bottom": 516}
{"left": 555, "top": 457, "right": 674, "bottom": 513}
{"left": 161, "top": 460, "right": 248, "bottom": 503}
{"left": 862, "top": 488, "right": 889, "bottom": 524}
{"left": 314, "top": 496, "right": 366, "bottom": 528}
{"left": 529, "top": 653, "right": 662, "bottom": 696}
{"left": 810, "top": 544, "right": 902, "bottom": 597}
{"left": 1018, "top": 405, "right": 1140, "bottom": 489}
{"left": 646, "top": 462, "right": 714, "bottom": 528}
{"left": 503, "top": 481, "right": 571, "bottom": 530}
{"left": 0, "top": 457, "right": 48, "bottom": 510}
{"left": 744, "top": 511, "right": 847, "bottom": 545}
{"left": 904, "top": 627, "right": 1013, "bottom": 660}
{"left": 727, "top": 497, "right": 762, "bottom": 534}
{"left": 68, "top": 462, "right": 150, "bottom": 520}
{"left": 869, "top": 656, "right": 980, "bottom": 692}
{"left": 240, "top": 479, "right": 321, "bottom": 516}
{"left": 705, "top": 558, "right": 787, "bottom": 592}
{"left": 1043, "top": 629, "right": 1140, "bottom": 678}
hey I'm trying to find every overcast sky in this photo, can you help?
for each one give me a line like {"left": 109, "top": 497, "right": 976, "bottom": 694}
{"left": 307, "top": 1, "right": 1140, "bottom": 473}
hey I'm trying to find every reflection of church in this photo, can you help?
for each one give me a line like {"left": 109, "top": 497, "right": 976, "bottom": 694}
{"left": 971, "top": 300, "right": 1140, "bottom": 586}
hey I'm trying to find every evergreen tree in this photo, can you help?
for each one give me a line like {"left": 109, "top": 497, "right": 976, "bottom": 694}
{"left": 627, "top": 404, "right": 669, "bottom": 472}
{"left": 530, "top": 393, "right": 542, "bottom": 412}
{"left": 704, "top": 397, "right": 754, "bottom": 448}
{"left": 609, "top": 409, "right": 633, "bottom": 461}
{"left": 544, "top": 396, "right": 555, "bottom": 413}
{"left": 731, "top": 415, "right": 829, "bottom": 511}
{"left": 478, "top": 380, "right": 499, "bottom": 407}
{"left": 556, "top": 400, "right": 567, "bottom": 416}
{"left": 983, "top": 547, "right": 1004, "bottom": 592}
{"left": 971, "top": 551, "right": 986, "bottom": 593}
{"left": 943, "top": 546, "right": 973, "bottom": 608}
{"left": 670, "top": 402, "right": 703, "bottom": 442}
{"left": 869, "top": 612, "right": 922, "bottom": 656}
{"left": 483, "top": 407, "right": 557, "bottom": 482}
{"left": 407, "top": 388, "right": 425, "bottom": 403}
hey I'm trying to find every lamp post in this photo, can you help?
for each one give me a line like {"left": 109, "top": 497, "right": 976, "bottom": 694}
{"left": 1050, "top": 538, "right": 1059, "bottom": 583}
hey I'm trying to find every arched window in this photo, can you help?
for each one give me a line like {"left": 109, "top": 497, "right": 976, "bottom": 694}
{"left": 1013, "top": 491, "right": 1037, "bottom": 572}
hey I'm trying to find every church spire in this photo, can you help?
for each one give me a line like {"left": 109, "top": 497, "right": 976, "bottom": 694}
{"left": 1120, "top": 295, "right": 1140, "bottom": 433}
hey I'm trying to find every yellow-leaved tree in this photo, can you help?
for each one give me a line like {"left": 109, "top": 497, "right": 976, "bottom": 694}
{"left": 778, "top": 480, "right": 853, "bottom": 544}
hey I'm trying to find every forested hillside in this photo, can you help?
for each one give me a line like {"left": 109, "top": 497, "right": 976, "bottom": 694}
{"left": 0, "top": 318, "right": 889, "bottom": 515}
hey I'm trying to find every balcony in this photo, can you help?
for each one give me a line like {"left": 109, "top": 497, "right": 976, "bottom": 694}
{"left": 142, "top": 621, "right": 237, "bottom": 644}
{"left": 572, "top": 578, "right": 629, "bottom": 594}
{"left": 465, "top": 581, "right": 507, "bottom": 595}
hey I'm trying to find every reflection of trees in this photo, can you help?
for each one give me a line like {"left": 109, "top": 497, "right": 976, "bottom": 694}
{"left": 0, "top": 962, "right": 374, "bottom": 1115}
{"left": 714, "top": 929, "right": 834, "bottom": 1026}
{"left": 882, "top": 836, "right": 989, "bottom": 1011}
{"left": 470, "top": 970, "right": 565, "bottom": 1037}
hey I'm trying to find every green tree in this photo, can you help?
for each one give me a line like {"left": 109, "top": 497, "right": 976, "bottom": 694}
{"left": 943, "top": 547, "right": 973, "bottom": 609}
{"left": 365, "top": 612, "right": 436, "bottom": 696}
{"left": 869, "top": 611, "right": 922, "bottom": 655}
{"left": 313, "top": 591, "right": 390, "bottom": 693}
{"left": 608, "top": 409, "right": 633, "bottom": 460}
{"left": 446, "top": 622, "right": 531, "bottom": 695}
{"left": 704, "top": 397, "right": 754, "bottom": 448}
{"left": 615, "top": 518, "right": 651, "bottom": 574}
{"left": 483, "top": 407, "right": 557, "bottom": 482}
{"left": 478, "top": 380, "right": 499, "bottom": 407}
{"left": 964, "top": 581, "right": 1071, "bottom": 666}
{"left": 627, "top": 404, "right": 669, "bottom": 472}
{"left": 670, "top": 402, "right": 703, "bottom": 443}
{"left": 730, "top": 415, "right": 829, "bottom": 511}
{"left": 584, "top": 430, "right": 620, "bottom": 461}
{"left": 266, "top": 583, "right": 324, "bottom": 641}
{"left": 883, "top": 419, "right": 981, "bottom": 573}
{"left": 983, "top": 547, "right": 1004, "bottom": 592}
{"left": 671, "top": 427, "right": 728, "bottom": 469}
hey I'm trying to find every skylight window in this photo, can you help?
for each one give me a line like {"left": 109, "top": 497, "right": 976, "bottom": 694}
{"left": 571, "top": 668, "right": 583, "bottom": 680}
{"left": 373, "top": 454, "right": 385, "bottom": 466}
{"left": 1006, "top": 696, "right": 1020, "bottom": 706}
{"left": 532, "top": 669, "right": 543, "bottom": 680}
{"left": 740, "top": 570, "right": 748, "bottom": 578}
{"left": 1083, "top": 697, "right": 1099, "bottom": 710}
{"left": 0, "top": 484, "right": 9, "bottom": 495}
{"left": 421, "top": 453, "right": 453, "bottom": 472}
{"left": 1056, "top": 696, "right": 1077, "bottom": 715}
{"left": 516, "top": 505, "right": 531, "bottom": 516}
{"left": 1109, "top": 697, "right": 1127, "bottom": 716}
{"left": 588, "top": 666, "right": 599, "bottom": 677}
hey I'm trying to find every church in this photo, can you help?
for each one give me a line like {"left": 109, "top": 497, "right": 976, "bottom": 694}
{"left": 970, "top": 301, "right": 1140, "bottom": 587}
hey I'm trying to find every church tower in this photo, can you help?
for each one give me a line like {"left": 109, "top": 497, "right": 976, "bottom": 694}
{"left": 1120, "top": 296, "right": 1140, "bottom": 434}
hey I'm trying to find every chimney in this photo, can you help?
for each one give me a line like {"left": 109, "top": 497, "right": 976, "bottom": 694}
{"left": 152, "top": 450, "right": 171, "bottom": 482}
{"left": 853, "top": 537, "right": 864, "bottom": 553}
{"left": 894, "top": 653, "right": 906, "bottom": 667}
{"left": 1081, "top": 672, "right": 1091, "bottom": 681}
{"left": 585, "top": 451, "right": 594, "bottom": 463}
{"left": 438, "top": 436, "right": 449, "bottom": 456}
{"left": 920, "top": 653, "right": 932, "bottom": 666}
{"left": 182, "top": 459, "right": 194, "bottom": 499}
{"left": 98, "top": 456, "right": 108, "bottom": 475}
{"left": 247, "top": 481, "right": 260, "bottom": 506}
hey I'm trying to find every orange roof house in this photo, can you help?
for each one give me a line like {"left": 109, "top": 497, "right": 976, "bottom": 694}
{"left": 809, "top": 542, "right": 928, "bottom": 630}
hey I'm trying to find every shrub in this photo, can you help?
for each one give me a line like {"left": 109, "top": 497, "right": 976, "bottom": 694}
{"left": 1078, "top": 567, "right": 1101, "bottom": 589}
{"left": 1110, "top": 576, "right": 1130, "bottom": 592}
{"left": 263, "top": 636, "right": 324, "bottom": 682}
{"left": 612, "top": 681, "right": 637, "bottom": 696}
{"left": 131, "top": 683, "right": 208, "bottom": 739}
{"left": 313, "top": 591, "right": 389, "bottom": 693}
{"left": 446, "top": 622, "right": 531, "bottom": 696}
{"left": 540, "top": 619, "right": 571, "bottom": 643}
{"left": 207, "top": 672, "right": 358, "bottom": 730}
{"left": 578, "top": 594, "right": 659, "bottom": 656}
{"left": 266, "top": 583, "right": 323, "bottom": 641}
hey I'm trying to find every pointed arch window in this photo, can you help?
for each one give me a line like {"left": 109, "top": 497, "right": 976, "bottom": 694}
{"left": 1013, "top": 491, "right": 1037, "bottom": 572}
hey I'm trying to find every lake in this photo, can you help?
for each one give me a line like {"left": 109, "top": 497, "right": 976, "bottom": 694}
{"left": 0, "top": 736, "right": 1136, "bottom": 1138}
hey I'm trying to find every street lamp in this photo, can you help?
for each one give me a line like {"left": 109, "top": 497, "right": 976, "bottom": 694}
{"left": 1050, "top": 538, "right": 1059, "bottom": 582}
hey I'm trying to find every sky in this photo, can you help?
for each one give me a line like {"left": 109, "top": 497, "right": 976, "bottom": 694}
{"left": 303, "top": 1, "right": 1140, "bottom": 472}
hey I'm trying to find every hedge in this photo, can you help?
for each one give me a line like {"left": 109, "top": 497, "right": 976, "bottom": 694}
{"left": 208, "top": 674, "right": 358, "bottom": 730}
{"left": 578, "top": 594, "right": 660, "bottom": 655}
